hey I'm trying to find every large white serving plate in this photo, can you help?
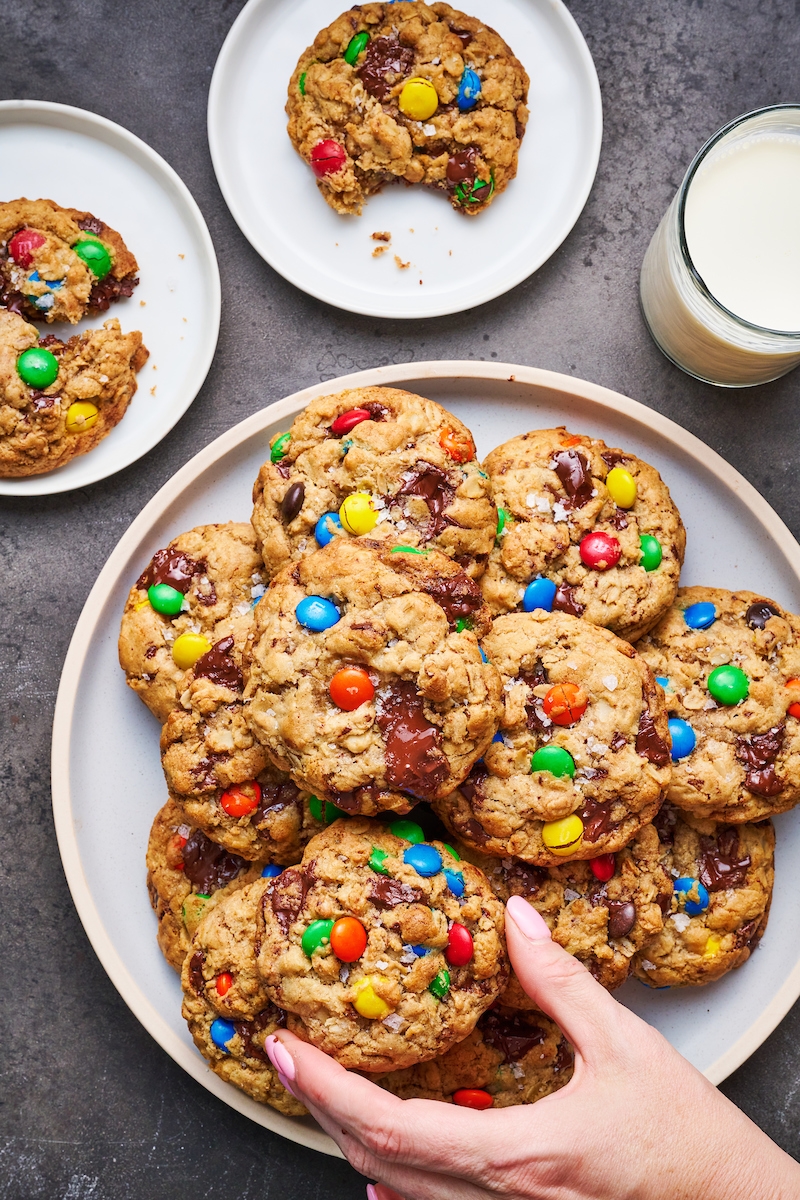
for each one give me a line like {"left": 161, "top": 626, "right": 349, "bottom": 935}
{"left": 0, "top": 100, "right": 221, "bottom": 495}
{"left": 52, "top": 362, "right": 800, "bottom": 1157}
{"left": 207, "top": 0, "right": 602, "bottom": 317}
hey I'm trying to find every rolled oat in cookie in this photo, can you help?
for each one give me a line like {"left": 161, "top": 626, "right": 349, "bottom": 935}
{"left": 255, "top": 818, "right": 508, "bottom": 1072}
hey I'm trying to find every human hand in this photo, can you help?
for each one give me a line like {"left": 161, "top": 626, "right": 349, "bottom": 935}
{"left": 265, "top": 895, "right": 800, "bottom": 1200}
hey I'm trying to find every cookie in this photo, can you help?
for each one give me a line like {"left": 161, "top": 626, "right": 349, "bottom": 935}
{"left": 636, "top": 586, "right": 800, "bottom": 822}
{"left": 632, "top": 805, "right": 774, "bottom": 988}
{"left": 432, "top": 611, "right": 671, "bottom": 865}
{"left": 0, "top": 197, "right": 138, "bottom": 323}
{"left": 378, "top": 1004, "right": 573, "bottom": 1107}
{"left": 118, "top": 522, "right": 266, "bottom": 723}
{"left": 256, "top": 818, "right": 508, "bottom": 1072}
{"left": 0, "top": 309, "right": 147, "bottom": 478}
{"left": 252, "top": 386, "right": 496, "bottom": 580}
{"left": 146, "top": 798, "right": 272, "bottom": 972}
{"left": 245, "top": 538, "right": 502, "bottom": 810}
{"left": 459, "top": 823, "right": 673, "bottom": 994}
{"left": 480, "top": 428, "right": 686, "bottom": 642}
{"left": 181, "top": 880, "right": 307, "bottom": 1115}
{"left": 286, "top": 2, "right": 529, "bottom": 216}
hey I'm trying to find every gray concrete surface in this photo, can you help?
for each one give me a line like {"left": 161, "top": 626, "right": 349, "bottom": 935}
{"left": 2, "top": 1, "right": 800, "bottom": 1196}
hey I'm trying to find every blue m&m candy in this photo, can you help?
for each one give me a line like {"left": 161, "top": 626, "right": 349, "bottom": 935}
{"left": 457, "top": 67, "right": 481, "bottom": 110}
{"left": 210, "top": 1018, "right": 236, "bottom": 1052}
{"left": 673, "top": 877, "right": 710, "bottom": 916}
{"left": 261, "top": 864, "right": 283, "bottom": 878}
{"left": 443, "top": 868, "right": 465, "bottom": 896}
{"left": 668, "top": 718, "right": 696, "bottom": 761}
{"left": 684, "top": 602, "right": 716, "bottom": 630}
{"left": 315, "top": 511, "right": 344, "bottom": 547}
{"left": 656, "top": 676, "right": 671, "bottom": 691}
{"left": 409, "top": 944, "right": 429, "bottom": 956}
{"left": 403, "top": 843, "right": 442, "bottom": 876}
{"left": 492, "top": 731, "right": 504, "bottom": 743}
{"left": 479, "top": 646, "right": 487, "bottom": 663}
{"left": 522, "top": 577, "right": 557, "bottom": 613}
{"left": 296, "top": 596, "right": 340, "bottom": 631}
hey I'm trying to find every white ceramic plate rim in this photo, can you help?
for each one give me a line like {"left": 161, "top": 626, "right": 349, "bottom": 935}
{"left": 0, "top": 99, "right": 221, "bottom": 496}
{"left": 52, "top": 361, "right": 800, "bottom": 1156}
{"left": 206, "top": 0, "right": 602, "bottom": 318}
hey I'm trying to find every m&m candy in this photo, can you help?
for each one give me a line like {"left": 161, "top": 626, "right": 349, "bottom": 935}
{"left": 17, "top": 346, "right": 59, "bottom": 388}
{"left": 216, "top": 972, "right": 233, "bottom": 997}
{"left": 302, "top": 919, "right": 334, "bottom": 958}
{"left": 369, "top": 846, "right": 390, "bottom": 875}
{"left": 428, "top": 968, "right": 450, "bottom": 1000}
{"left": 399, "top": 77, "right": 439, "bottom": 121}
{"left": 522, "top": 577, "right": 556, "bottom": 613}
{"left": 496, "top": 507, "right": 508, "bottom": 538}
{"left": 443, "top": 869, "right": 465, "bottom": 896}
{"left": 387, "top": 818, "right": 424, "bottom": 843}
{"left": 310, "top": 139, "right": 347, "bottom": 178}
{"left": 329, "top": 667, "right": 375, "bottom": 710}
{"left": 455, "top": 175, "right": 493, "bottom": 206}
{"left": 73, "top": 238, "right": 112, "bottom": 279}
{"left": 309, "top": 795, "right": 349, "bottom": 824}
{"left": 296, "top": 596, "right": 341, "bottom": 630}
{"left": 438, "top": 425, "right": 474, "bottom": 462}
{"left": 65, "top": 402, "right": 99, "bottom": 434}
{"left": 531, "top": 745, "right": 575, "bottom": 778}
{"left": 668, "top": 718, "right": 696, "bottom": 761}
{"left": 261, "top": 864, "right": 283, "bottom": 878}
{"left": 542, "top": 683, "right": 587, "bottom": 726}
{"left": 330, "top": 916, "right": 367, "bottom": 962}
{"left": 403, "top": 844, "right": 442, "bottom": 877}
{"left": 542, "top": 814, "right": 584, "bottom": 856}
{"left": 639, "top": 535, "right": 663, "bottom": 572}
{"left": 703, "top": 934, "right": 723, "bottom": 958}
{"left": 605, "top": 467, "right": 637, "bottom": 509}
{"left": 339, "top": 492, "right": 378, "bottom": 535}
{"left": 674, "top": 877, "right": 710, "bottom": 916}
{"left": 281, "top": 481, "right": 304, "bottom": 523}
{"left": 330, "top": 408, "right": 371, "bottom": 435}
{"left": 590, "top": 854, "right": 615, "bottom": 882}
{"left": 707, "top": 664, "right": 749, "bottom": 706}
{"left": 344, "top": 30, "right": 369, "bottom": 64}
{"left": 683, "top": 601, "right": 716, "bottom": 630}
{"left": 8, "top": 227, "right": 45, "bottom": 268}
{"left": 785, "top": 678, "right": 800, "bottom": 720}
{"left": 353, "top": 976, "right": 392, "bottom": 1019}
{"left": 457, "top": 68, "right": 481, "bottom": 111}
{"left": 579, "top": 531, "right": 621, "bottom": 571}
{"left": 454, "top": 1089, "right": 492, "bottom": 1109}
{"left": 445, "top": 922, "right": 473, "bottom": 966}
{"left": 270, "top": 432, "right": 290, "bottom": 462}
{"left": 220, "top": 780, "right": 261, "bottom": 817}
{"left": 171, "top": 631, "right": 210, "bottom": 669}
{"left": 315, "top": 511, "right": 344, "bottom": 547}
{"left": 148, "top": 583, "right": 184, "bottom": 615}
{"left": 210, "top": 1018, "right": 236, "bottom": 1052}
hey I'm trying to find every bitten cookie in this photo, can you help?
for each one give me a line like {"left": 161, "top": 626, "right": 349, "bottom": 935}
{"left": 146, "top": 797, "right": 272, "bottom": 972}
{"left": 252, "top": 386, "right": 496, "bottom": 580}
{"left": 432, "top": 611, "right": 671, "bottom": 865}
{"left": 480, "top": 428, "right": 685, "bottom": 642}
{"left": 378, "top": 1004, "right": 573, "bottom": 1108}
{"left": 256, "top": 819, "right": 508, "bottom": 1072}
{"left": 460, "top": 824, "right": 673, "bottom": 994}
{"left": 0, "top": 309, "right": 147, "bottom": 477}
{"left": 181, "top": 880, "right": 307, "bottom": 1115}
{"left": 637, "top": 586, "right": 800, "bottom": 822}
{"left": 245, "top": 539, "right": 502, "bottom": 811}
{"left": 633, "top": 805, "right": 774, "bottom": 988}
{"left": 286, "top": 2, "right": 529, "bottom": 216}
{"left": 0, "top": 197, "right": 138, "bottom": 323}
{"left": 118, "top": 522, "right": 266, "bottom": 723}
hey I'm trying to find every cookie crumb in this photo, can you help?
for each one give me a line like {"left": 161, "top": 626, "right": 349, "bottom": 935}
{"left": 372, "top": 246, "right": 387, "bottom": 257}
{"left": 395, "top": 256, "right": 410, "bottom": 269}
{"left": 371, "top": 231, "right": 391, "bottom": 242}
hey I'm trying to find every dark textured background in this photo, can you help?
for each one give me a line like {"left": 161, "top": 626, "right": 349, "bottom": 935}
{"left": 2, "top": 1, "right": 800, "bottom": 1196}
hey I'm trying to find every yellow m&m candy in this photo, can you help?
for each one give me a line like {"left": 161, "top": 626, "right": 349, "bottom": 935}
{"left": 542, "top": 814, "right": 584, "bottom": 857}
{"left": 703, "top": 934, "right": 723, "bottom": 959}
{"left": 398, "top": 77, "right": 438, "bottom": 121}
{"left": 65, "top": 401, "right": 99, "bottom": 434}
{"left": 172, "top": 632, "right": 211, "bottom": 670}
{"left": 339, "top": 492, "right": 378, "bottom": 535}
{"left": 352, "top": 976, "right": 392, "bottom": 1020}
{"left": 605, "top": 467, "right": 637, "bottom": 509}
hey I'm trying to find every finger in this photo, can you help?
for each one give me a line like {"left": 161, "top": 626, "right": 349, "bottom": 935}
{"left": 368, "top": 1184, "right": 406, "bottom": 1200}
{"left": 505, "top": 894, "right": 638, "bottom": 1060}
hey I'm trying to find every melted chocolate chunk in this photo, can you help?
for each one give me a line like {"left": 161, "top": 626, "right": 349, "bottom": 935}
{"left": 269, "top": 866, "right": 315, "bottom": 935}
{"left": 504, "top": 860, "right": 547, "bottom": 897}
{"left": 194, "top": 636, "right": 243, "bottom": 692}
{"left": 376, "top": 681, "right": 448, "bottom": 796}
{"left": 77, "top": 215, "right": 105, "bottom": 235}
{"left": 635, "top": 709, "right": 670, "bottom": 766}
{"left": 462, "top": 816, "right": 490, "bottom": 845}
{"left": 580, "top": 766, "right": 608, "bottom": 781}
{"left": 391, "top": 462, "right": 456, "bottom": 540}
{"left": 188, "top": 950, "right": 205, "bottom": 995}
{"left": 234, "top": 1006, "right": 286, "bottom": 1063}
{"left": 449, "top": 26, "right": 473, "bottom": 48}
{"left": 29, "top": 391, "right": 58, "bottom": 412}
{"left": 607, "top": 900, "right": 636, "bottom": 940}
{"left": 657, "top": 889, "right": 672, "bottom": 916}
{"left": 579, "top": 797, "right": 613, "bottom": 842}
{"left": 145, "top": 645, "right": 157, "bottom": 659}
{"left": 698, "top": 829, "right": 751, "bottom": 892}
{"left": 190, "top": 751, "right": 227, "bottom": 789}
{"left": 520, "top": 667, "right": 550, "bottom": 734}
{"left": 255, "top": 778, "right": 302, "bottom": 829}
{"left": 397, "top": 562, "right": 483, "bottom": 630}
{"left": 446, "top": 146, "right": 478, "bottom": 186}
{"left": 552, "top": 583, "right": 585, "bottom": 618}
{"left": 745, "top": 601, "right": 781, "bottom": 630}
{"left": 734, "top": 917, "right": 764, "bottom": 953}
{"left": 550, "top": 449, "right": 594, "bottom": 509}
{"left": 275, "top": 460, "right": 292, "bottom": 479}
{"left": 459, "top": 760, "right": 488, "bottom": 805}
{"left": 368, "top": 876, "right": 425, "bottom": 908}
{"left": 357, "top": 35, "right": 415, "bottom": 98}
{"left": 610, "top": 732, "right": 627, "bottom": 752}
{"left": 0, "top": 272, "right": 32, "bottom": 317}
{"left": 481, "top": 1009, "right": 545, "bottom": 1063}
{"left": 137, "top": 547, "right": 206, "bottom": 594}
{"left": 652, "top": 803, "right": 677, "bottom": 846}
{"left": 735, "top": 725, "right": 785, "bottom": 797}
{"left": 609, "top": 507, "right": 629, "bottom": 531}
{"left": 182, "top": 829, "right": 248, "bottom": 891}
{"left": 555, "top": 1039, "right": 574, "bottom": 1072}
{"left": 281, "top": 481, "right": 304, "bottom": 523}
{"left": 88, "top": 272, "right": 139, "bottom": 311}
{"left": 601, "top": 451, "right": 630, "bottom": 469}
{"left": 362, "top": 401, "right": 390, "bottom": 421}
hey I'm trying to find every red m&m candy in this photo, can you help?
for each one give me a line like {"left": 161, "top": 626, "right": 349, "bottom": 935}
{"left": 330, "top": 408, "right": 371, "bottom": 435}
{"left": 310, "top": 140, "right": 347, "bottom": 178}
{"left": 330, "top": 916, "right": 368, "bottom": 962}
{"left": 220, "top": 780, "right": 261, "bottom": 817}
{"left": 216, "top": 972, "right": 233, "bottom": 997}
{"left": 453, "top": 1089, "right": 493, "bottom": 1110}
{"left": 579, "top": 531, "right": 621, "bottom": 571}
{"left": 542, "top": 682, "right": 588, "bottom": 726}
{"left": 330, "top": 667, "right": 374, "bottom": 711}
{"left": 9, "top": 227, "right": 46, "bottom": 268}
{"left": 445, "top": 922, "right": 474, "bottom": 966}
{"left": 590, "top": 854, "right": 615, "bottom": 882}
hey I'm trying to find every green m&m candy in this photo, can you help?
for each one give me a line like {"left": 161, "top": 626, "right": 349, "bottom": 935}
{"left": 369, "top": 846, "right": 390, "bottom": 875}
{"left": 456, "top": 617, "right": 473, "bottom": 632}
{"left": 344, "top": 31, "right": 369, "bottom": 64}
{"left": 301, "top": 919, "right": 334, "bottom": 958}
{"left": 640, "top": 535, "right": 663, "bottom": 572}
{"left": 73, "top": 238, "right": 112, "bottom": 279}
{"left": 148, "top": 583, "right": 184, "bottom": 616}
{"left": 496, "top": 507, "right": 508, "bottom": 538}
{"left": 429, "top": 968, "right": 450, "bottom": 1000}
{"left": 17, "top": 347, "right": 59, "bottom": 389}
{"left": 308, "top": 795, "right": 349, "bottom": 824}
{"left": 707, "top": 664, "right": 749, "bottom": 706}
{"left": 531, "top": 745, "right": 575, "bottom": 778}
{"left": 387, "top": 818, "right": 424, "bottom": 843}
{"left": 271, "top": 432, "right": 291, "bottom": 463}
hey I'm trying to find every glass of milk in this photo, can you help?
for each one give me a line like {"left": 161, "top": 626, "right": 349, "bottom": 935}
{"left": 640, "top": 105, "right": 800, "bottom": 387}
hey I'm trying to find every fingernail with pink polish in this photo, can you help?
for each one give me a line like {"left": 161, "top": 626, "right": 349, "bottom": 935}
{"left": 506, "top": 894, "right": 552, "bottom": 941}
{"left": 366, "top": 1185, "right": 379, "bottom": 1200}
{"left": 278, "top": 1072, "right": 299, "bottom": 1099}
{"left": 265, "top": 1034, "right": 296, "bottom": 1081}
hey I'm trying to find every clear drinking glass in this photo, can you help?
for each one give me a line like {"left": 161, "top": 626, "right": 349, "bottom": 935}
{"left": 639, "top": 105, "right": 800, "bottom": 387}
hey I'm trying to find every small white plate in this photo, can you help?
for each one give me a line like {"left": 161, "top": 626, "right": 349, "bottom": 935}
{"left": 0, "top": 100, "right": 221, "bottom": 496}
{"left": 208, "top": 0, "right": 602, "bottom": 318}
{"left": 52, "top": 362, "right": 800, "bottom": 1156}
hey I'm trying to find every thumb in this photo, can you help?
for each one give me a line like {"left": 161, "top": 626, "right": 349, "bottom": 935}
{"left": 504, "top": 894, "right": 631, "bottom": 1060}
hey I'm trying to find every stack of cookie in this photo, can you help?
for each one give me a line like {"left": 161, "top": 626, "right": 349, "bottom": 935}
{"left": 122, "top": 384, "right": 793, "bottom": 1117}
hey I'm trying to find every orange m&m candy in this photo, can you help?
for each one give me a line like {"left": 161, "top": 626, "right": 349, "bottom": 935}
{"left": 329, "top": 667, "right": 375, "bottom": 711}
{"left": 560, "top": 434, "right": 583, "bottom": 448}
{"left": 330, "top": 916, "right": 367, "bottom": 962}
{"left": 220, "top": 780, "right": 261, "bottom": 817}
{"left": 453, "top": 1088, "right": 493, "bottom": 1109}
{"left": 216, "top": 973, "right": 233, "bottom": 997}
{"left": 542, "top": 682, "right": 588, "bottom": 726}
{"left": 438, "top": 425, "right": 475, "bottom": 463}
{"left": 786, "top": 678, "right": 800, "bottom": 719}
